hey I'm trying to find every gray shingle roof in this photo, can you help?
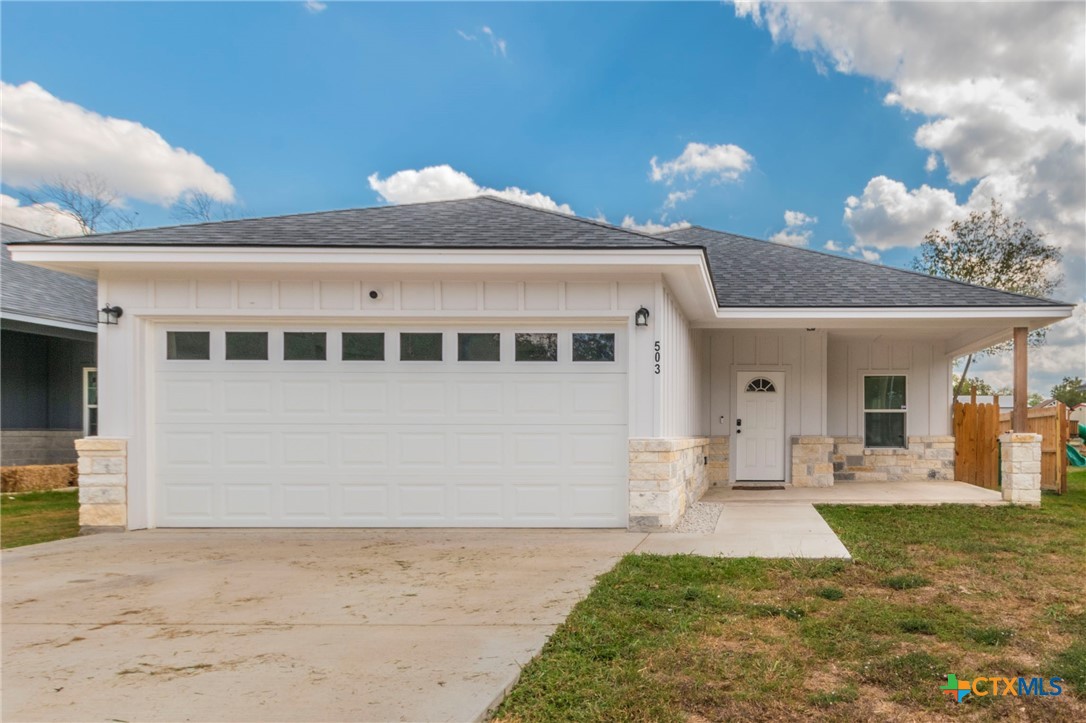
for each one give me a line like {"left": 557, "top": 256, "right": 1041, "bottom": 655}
{"left": 1, "top": 224, "right": 98, "bottom": 327}
{"left": 7, "top": 196, "right": 674, "bottom": 249}
{"left": 5, "top": 198, "right": 1063, "bottom": 309}
{"left": 659, "top": 226, "right": 1064, "bottom": 308}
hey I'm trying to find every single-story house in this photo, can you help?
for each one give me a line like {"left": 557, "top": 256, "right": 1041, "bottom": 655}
{"left": 7, "top": 197, "right": 1072, "bottom": 530}
{"left": 1, "top": 223, "right": 98, "bottom": 466}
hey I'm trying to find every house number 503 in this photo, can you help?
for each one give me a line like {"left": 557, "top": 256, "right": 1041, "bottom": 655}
{"left": 654, "top": 341, "right": 661, "bottom": 374}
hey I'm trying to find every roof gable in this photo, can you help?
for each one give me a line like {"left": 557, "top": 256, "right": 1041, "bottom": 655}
{"left": 659, "top": 226, "right": 1063, "bottom": 308}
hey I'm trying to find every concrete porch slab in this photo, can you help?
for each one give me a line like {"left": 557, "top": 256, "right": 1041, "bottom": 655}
{"left": 703, "top": 480, "right": 1005, "bottom": 505}
{"left": 636, "top": 503, "right": 851, "bottom": 559}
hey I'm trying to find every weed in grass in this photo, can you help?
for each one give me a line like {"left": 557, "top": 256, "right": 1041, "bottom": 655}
{"left": 750, "top": 604, "right": 805, "bottom": 621}
{"left": 858, "top": 651, "right": 944, "bottom": 688}
{"left": 807, "top": 684, "right": 859, "bottom": 707}
{"left": 814, "top": 586, "right": 844, "bottom": 601}
{"left": 968, "top": 626, "right": 1015, "bottom": 647}
{"left": 898, "top": 617, "right": 936, "bottom": 635}
{"left": 882, "top": 573, "right": 931, "bottom": 590}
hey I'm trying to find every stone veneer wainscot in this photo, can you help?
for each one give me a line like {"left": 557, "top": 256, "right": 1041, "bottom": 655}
{"left": 629, "top": 437, "right": 711, "bottom": 531}
{"left": 831, "top": 436, "right": 955, "bottom": 482}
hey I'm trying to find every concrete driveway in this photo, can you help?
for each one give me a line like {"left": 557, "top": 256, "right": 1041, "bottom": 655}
{"left": 1, "top": 529, "right": 642, "bottom": 722}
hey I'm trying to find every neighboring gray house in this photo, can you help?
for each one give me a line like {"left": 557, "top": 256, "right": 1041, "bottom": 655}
{"left": 1, "top": 223, "right": 98, "bottom": 465}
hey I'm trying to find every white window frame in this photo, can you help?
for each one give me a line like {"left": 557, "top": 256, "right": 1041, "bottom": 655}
{"left": 83, "top": 367, "right": 98, "bottom": 437}
{"left": 861, "top": 373, "right": 908, "bottom": 449}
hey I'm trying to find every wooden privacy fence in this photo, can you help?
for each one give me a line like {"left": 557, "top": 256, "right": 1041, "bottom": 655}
{"left": 999, "top": 404, "right": 1069, "bottom": 494}
{"left": 953, "top": 394, "right": 1069, "bottom": 493}
{"left": 953, "top": 398, "right": 1001, "bottom": 489}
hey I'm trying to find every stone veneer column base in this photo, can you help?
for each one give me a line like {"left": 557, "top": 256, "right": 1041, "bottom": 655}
{"left": 76, "top": 438, "right": 127, "bottom": 532}
{"left": 791, "top": 436, "right": 835, "bottom": 487}
{"left": 629, "top": 437, "right": 710, "bottom": 531}
{"left": 1000, "top": 432, "right": 1041, "bottom": 506}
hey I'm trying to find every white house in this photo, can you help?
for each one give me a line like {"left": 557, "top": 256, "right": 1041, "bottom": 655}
{"left": 8, "top": 197, "right": 1072, "bottom": 531}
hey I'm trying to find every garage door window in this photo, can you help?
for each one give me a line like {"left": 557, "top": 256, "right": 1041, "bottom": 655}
{"left": 166, "top": 331, "right": 210, "bottom": 360}
{"left": 400, "top": 332, "right": 442, "bottom": 361}
{"left": 284, "top": 332, "right": 326, "bottom": 360}
{"left": 515, "top": 333, "right": 557, "bottom": 362}
{"left": 572, "top": 333, "right": 616, "bottom": 362}
{"left": 458, "top": 333, "right": 500, "bottom": 361}
{"left": 226, "top": 332, "right": 268, "bottom": 360}
{"left": 342, "top": 332, "right": 384, "bottom": 361}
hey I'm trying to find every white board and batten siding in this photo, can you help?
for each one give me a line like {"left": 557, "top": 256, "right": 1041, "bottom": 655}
{"left": 656, "top": 286, "right": 708, "bottom": 438}
{"left": 826, "top": 337, "right": 951, "bottom": 437}
{"left": 96, "top": 274, "right": 664, "bottom": 529}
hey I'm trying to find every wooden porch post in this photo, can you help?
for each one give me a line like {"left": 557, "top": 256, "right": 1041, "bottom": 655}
{"left": 1013, "top": 326, "right": 1028, "bottom": 432}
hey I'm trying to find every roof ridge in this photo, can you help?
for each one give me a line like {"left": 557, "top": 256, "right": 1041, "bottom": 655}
{"left": 476, "top": 195, "right": 684, "bottom": 246}
{"left": 29, "top": 196, "right": 501, "bottom": 243}
{"left": 671, "top": 226, "right": 1065, "bottom": 306}
{"left": 20, "top": 194, "right": 683, "bottom": 247}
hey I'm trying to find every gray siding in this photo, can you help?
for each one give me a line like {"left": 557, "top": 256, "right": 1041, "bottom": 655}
{"left": 1, "top": 329, "right": 95, "bottom": 430}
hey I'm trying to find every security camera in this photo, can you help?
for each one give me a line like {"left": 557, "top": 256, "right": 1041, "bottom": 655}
{"left": 368, "top": 289, "right": 383, "bottom": 300}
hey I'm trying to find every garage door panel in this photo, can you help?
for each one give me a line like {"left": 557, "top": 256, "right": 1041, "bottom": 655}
{"left": 155, "top": 325, "right": 628, "bottom": 528}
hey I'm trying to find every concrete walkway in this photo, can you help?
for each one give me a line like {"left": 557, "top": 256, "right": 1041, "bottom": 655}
{"left": 637, "top": 481, "right": 1004, "bottom": 559}
{"left": 704, "top": 479, "right": 1004, "bottom": 506}
{"left": 639, "top": 503, "right": 851, "bottom": 559}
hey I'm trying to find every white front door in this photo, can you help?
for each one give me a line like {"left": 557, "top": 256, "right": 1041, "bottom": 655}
{"left": 735, "top": 371, "right": 785, "bottom": 481}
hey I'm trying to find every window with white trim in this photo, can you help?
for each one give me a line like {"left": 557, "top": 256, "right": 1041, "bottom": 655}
{"left": 83, "top": 368, "right": 98, "bottom": 437}
{"left": 864, "top": 375, "right": 907, "bottom": 448}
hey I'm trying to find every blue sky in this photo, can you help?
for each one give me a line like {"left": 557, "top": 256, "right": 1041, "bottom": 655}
{"left": 2, "top": 2, "right": 1083, "bottom": 392}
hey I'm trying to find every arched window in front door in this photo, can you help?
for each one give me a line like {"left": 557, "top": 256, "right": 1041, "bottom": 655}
{"left": 745, "top": 377, "right": 777, "bottom": 393}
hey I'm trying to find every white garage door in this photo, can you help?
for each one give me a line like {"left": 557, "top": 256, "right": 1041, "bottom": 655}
{"left": 153, "top": 324, "right": 628, "bottom": 527}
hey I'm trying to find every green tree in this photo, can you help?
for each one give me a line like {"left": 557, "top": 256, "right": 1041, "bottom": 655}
{"left": 1028, "top": 392, "right": 1045, "bottom": 407}
{"left": 1049, "top": 376, "right": 1086, "bottom": 407}
{"left": 951, "top": 375, "right": 1011, "bottom": 396}
{"left": 913, "top": 200, "right": 1062, "bottom": 397}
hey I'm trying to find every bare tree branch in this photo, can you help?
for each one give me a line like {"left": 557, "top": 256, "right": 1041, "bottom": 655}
{"left": 20, "top": 173, "right": 137, "bottom": 235}
{"left": 170, "top": 190, "right": 234, "bottom": 224}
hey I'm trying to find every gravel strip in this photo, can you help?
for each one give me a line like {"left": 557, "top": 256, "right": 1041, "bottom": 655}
{"left": 673, "top": 501, "right": 724, "bottom": 534}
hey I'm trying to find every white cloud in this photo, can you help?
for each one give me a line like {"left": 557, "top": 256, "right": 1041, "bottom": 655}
{"left": 769, "top": 208, "right": 817, "bottom": 246}
{"left": 481, "top": 26, "right": 508, "bottom": 57}
{"left": 1, "top": 81, "right": 234, "bottom": 207}
{"left": 664, "top": 189, "right": 696, "bottom": 210}
{"left": 843, "top": 243, "right": 881, "bottom": 263}
{"left": 843, "top": 176, "right": 965, "bottom": 250}
{"left": 620, "top": 216, "right": 691, "bottom": 234}
{"left": 823, "top": 239, "right": 843, "bottom": 252}
{"left": 367, "top": 164, "right": 573, "bottom": 214}
{"left": 650, "top": 142, "right": 754, "bottom": 184}
{"left": 304, "top": 1, "right": 326, "bottom": 13}
{"left": 736, "top": 2, "right": 1085, "bottom": 261}
{"left": 925, "top": 153, "right": 939, "bottom": 173}
{"left": 456, "top": 25, "right": 508, "bottom": 57}
{"left": 783, "top": 210, "right": 816, "bottom": 227}
{"left": 0, "top": 193, "right": 84, "bottom": 237}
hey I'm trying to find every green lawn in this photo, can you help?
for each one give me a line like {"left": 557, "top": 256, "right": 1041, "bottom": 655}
{"left": 1, "top": 489, "right": 80, "bottom": 549}
{"left": 495, "top": 469, "right": 1086, "bottom": 722}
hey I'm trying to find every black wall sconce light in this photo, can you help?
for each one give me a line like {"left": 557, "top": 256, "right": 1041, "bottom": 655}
{"left": 98, "top": 304, "right": 123, "bottom": 325}
{"left": 635, "top": 306, "right": 650, "bottom": 327}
